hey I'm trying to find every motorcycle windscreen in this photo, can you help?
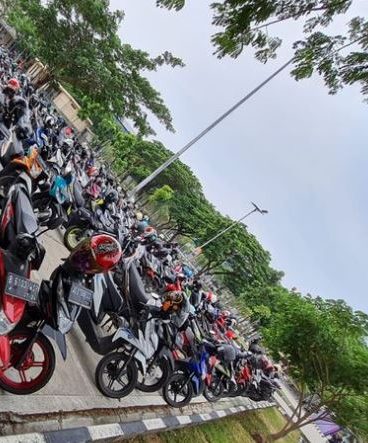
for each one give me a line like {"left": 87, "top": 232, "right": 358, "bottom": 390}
{"left": 15, "top": 187, "right": 38, "bottom": 235}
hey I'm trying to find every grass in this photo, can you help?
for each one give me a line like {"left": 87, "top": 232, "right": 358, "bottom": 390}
{"left": 127, "top": 407, "right": 300, "bottom": 443}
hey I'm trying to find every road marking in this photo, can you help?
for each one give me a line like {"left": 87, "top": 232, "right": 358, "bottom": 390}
{"left": 88, "top": 424, "right": 124, "bottom": 440}
{"left": 199, "top": 413, "right": 212, "bottom": 421}
{"left": 0, "top": 434, "right": 46, "bottom": 443}
{"left": 143, "top": 418, "right": 166, "bottom": 431}
{"left": 176, "top": 415, "right": 192, "bottom": 425}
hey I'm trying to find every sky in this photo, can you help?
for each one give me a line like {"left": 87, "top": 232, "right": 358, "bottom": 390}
{"left": 111, "top": 0, "right": 368, "bottom": 313}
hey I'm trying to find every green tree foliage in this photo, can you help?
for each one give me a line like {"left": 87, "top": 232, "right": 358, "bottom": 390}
{"left": 157, "top": 0, "right": 368, "bottom": 98}
{"left": 98, "top": 126, "right": 280, "bottom": 296}
{"left": 262, "top": 292, "right": 368, "bottom": 441}
{"left": 6, "top": 0, "right": 184, "bottom": 135}
{"left": 149, "top": 185, "right": 174, "bottom": 203}
{"left": 147, "top": 185, "right": 174, "bottom": 221}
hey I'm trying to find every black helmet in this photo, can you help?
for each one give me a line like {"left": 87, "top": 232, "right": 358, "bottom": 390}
{"left": 104, "top": 189, "right": 119, "bottom": 204}
{"left": 12, "top": 95, "right": 27, "bottom": 109}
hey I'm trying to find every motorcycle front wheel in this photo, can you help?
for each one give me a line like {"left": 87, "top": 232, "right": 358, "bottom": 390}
{"left": 0, "top": 329, "right": 55, "bottom": 395}
{"left": 162, "top": 372, "right": 193, "bottom": 408}
{"left": 95, "top": 352, "right": 138, "bottom": 399}
{"left": 63, "top": 226, "right": 86, "bottom": 251}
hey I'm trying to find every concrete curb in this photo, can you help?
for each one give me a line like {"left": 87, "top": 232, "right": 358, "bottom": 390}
{"left": 0, "top": 402, "right": 273, "bottom": 443}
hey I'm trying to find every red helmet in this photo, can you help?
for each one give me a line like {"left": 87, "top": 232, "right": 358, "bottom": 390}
{"left": 69, "top": 234, "right": 122, "bottom": 274}
{"left": 87, "top": 166, "right": 98, "bottom": 177}
{"left": 142, "top": 226, "right": 157, "bottom": 240}
{"left": 7, "top": 78, "right": 20, "bottom": 92}
{"left": 225, "top": 329, "right": 237, "bottom": 340}
{"left": 206, "top": 291, "right": 217, "bottom": 304}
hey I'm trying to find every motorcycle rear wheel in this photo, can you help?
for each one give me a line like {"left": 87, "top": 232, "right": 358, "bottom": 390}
{"left": 95, "top": 352, "right": 138, "bottom": 399}
{"left": 136, "top": 357, "right": 171, "bottom": 393}
{"left": 0, "top": 329, "right": 55, "bottom": 395}
{"left": 203, "top": 378, "right": 224, "bottom": 402}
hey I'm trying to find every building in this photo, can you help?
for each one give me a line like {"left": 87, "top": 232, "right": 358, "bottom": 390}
{"left": 0, "top": 18, "right": 16, "bottom": 48}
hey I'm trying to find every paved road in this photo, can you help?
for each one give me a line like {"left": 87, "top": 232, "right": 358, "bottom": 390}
{"left": 274, "top": 381, "right": 327, "bottom": 443}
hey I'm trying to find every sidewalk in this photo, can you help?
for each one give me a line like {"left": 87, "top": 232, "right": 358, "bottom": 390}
{"left": 274, "top": 382, "right": 327, "bottom": 443}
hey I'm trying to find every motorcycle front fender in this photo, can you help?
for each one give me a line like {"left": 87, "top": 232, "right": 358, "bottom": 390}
{"left": 134, "top": 350, "right": 147, "bottom": 375}
{"left": 191, "top": 375, "right": 204, "bottom": 396}
{"left": 42, "top": 324, "right": 67, "bottom": 360}
{"left": 0, "top": 335, "right": 10, "bottom": 366}
{"left": 159, "top": 347, "right": 175, "bottom": 371}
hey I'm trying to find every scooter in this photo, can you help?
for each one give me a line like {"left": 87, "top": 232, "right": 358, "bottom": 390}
{"left": 0, "top": 234, "right": 122, "bottom": 395}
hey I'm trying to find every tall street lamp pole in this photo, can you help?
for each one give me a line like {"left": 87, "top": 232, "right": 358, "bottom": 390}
{"left": 128, "top": 58, "right": 294, "bottom": 198}
{"left": 194, "top": 202, "right": 268, "bottom": 255}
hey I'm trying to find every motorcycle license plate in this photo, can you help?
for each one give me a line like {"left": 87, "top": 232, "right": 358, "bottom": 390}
{"left": 5, "top": 273, "right": 40, "bottom": 304}
{"left": 69, "top": 283, "right": 93, "bottom": 309}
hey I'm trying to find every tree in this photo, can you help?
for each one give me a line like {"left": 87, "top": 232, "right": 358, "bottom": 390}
{"left": 147, "top": 185, "right": 174, "bottom": 221}
{"left": 7, "top": 0, "right": 184, "bottom": 135}
{"left": 157, "top": 0, "right": 368, "bottom": 99}
{"left": 149, "top": 185, "right": 174, "bottom": 203}
{"left": 261, "top": 292, "right": 368, "bottom": 441}
{"left": 99, "top": 124, "right": 281, "bottom": 295}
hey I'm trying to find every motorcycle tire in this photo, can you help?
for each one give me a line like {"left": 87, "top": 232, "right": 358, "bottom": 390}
{"left": 235, "top": 384, "right": 248, "bottom": 397}
{"left": 228, "top": 382, "right": 240, "bottom": 397}
{"left": 162, "top": 372, "right": 193, "bottom": 408}
{"left": 203, "top": 378, "right": 224, "bottom": 403}
{"left": 0, "top": 329, "right": 55, "bottom": 395}
{"left": 135, "top": 357, "right": 171, "bottom": 393}
{"left": 63, "top": 226, "right": 86, "bottom": 251}
{"left": 95, "top": 352, "right": 138, "bottom": 399}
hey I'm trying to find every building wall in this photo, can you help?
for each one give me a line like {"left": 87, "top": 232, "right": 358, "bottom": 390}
{"left": 0, "top": 19, "right": 16, "bottom": 48}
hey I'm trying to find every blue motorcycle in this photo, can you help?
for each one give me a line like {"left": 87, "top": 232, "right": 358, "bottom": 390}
{"left": 162, "top": 345, "right": 208, "bottom": 408}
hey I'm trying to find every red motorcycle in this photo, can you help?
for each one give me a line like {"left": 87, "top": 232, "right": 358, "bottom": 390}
{"left": 0, "top": 152, "right": 50, "bottom": 375}
{"left": 0, "top": 234, "right": 121, "bottom": 394}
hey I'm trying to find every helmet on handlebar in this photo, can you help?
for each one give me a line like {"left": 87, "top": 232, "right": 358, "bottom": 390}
{"left": 44, "top": 115, "right": 55, "bottom": 129}
{"left": 142, "top": 226, "right": 157, "bottom": 241}
{"left": 162, "top": 291, "right": 184, "bottom": 312}
{"left": 87, "top": 165, "right": 98, "bottom": 177}
{"left": 225, "top": 329, "right": 237, "bottom": 341}
{"left": 68, "top": 234, "right": 122, "bottom": 274}
{"left": 6, "top": 78, "right": 20, "bottom": 92}
{"left": 206, "top": 291, "right": 217, "bottom": 304}
{"left": 104, "top": 189, "right": 119, "bottom": 204}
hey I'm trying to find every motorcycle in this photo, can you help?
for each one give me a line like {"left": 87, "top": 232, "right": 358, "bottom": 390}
{"left": 162, "top": 343, "right": 208, "bottom": 408}
{"left": 0, "top": 234, "right": 122, "bottom": 394}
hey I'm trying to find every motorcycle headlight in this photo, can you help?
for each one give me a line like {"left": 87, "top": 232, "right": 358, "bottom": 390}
{"left": 0, "top": 309, "right": 16, "bottom": 335}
